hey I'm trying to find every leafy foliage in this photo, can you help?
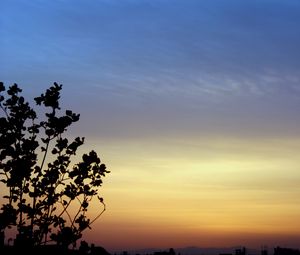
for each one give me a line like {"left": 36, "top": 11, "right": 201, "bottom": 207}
{"left": 0, "top": 82, "right": 109, "bottom": 248}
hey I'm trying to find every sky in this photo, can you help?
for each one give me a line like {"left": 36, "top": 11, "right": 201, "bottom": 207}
{"left": 1, "top": 0, "right": 300, "bottom": 251}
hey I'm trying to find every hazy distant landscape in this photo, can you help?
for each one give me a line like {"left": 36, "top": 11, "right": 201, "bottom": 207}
{"left": 123, "top": 247, "right": 260, "bottom": 255}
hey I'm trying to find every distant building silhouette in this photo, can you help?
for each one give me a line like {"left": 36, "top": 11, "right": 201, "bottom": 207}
{"left": 90, "top": 244, "right": 111, "bottom": 255}
{"left": 274, "top": 247, "right": 300, "bottom": 255}
{"left": 220, "top": 246, "right": 248, "bottom": 255}
{"left": 236, "top": 247, "right": 247, "bottom": 255}
{"left": 154, "top": 248, "right": 176, "bottom": 255}
{"left": 261, "top": 246, "right": 268, "bottom": 255}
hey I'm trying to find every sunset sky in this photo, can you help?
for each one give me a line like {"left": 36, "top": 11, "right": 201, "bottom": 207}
{"left": 1, "top": 0, "right": 300, "bottom": 251}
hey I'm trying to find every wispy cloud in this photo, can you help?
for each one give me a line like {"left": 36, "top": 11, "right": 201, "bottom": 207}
{"left": 2, "top": 0, "right": 300, "bottom": 134}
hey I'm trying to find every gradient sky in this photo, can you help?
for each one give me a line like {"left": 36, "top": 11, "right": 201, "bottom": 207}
{"left": 1, "top": 0, "right": 300, "bottom": 251}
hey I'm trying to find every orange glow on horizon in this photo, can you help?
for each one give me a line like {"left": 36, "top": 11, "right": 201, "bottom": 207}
{"left": 75, "top": 135, "right": 300, "bottom": 250}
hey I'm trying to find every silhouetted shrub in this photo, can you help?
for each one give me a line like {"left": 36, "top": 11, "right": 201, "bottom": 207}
{"left": 0, "top": 82, "right": 109, "bottom": 249}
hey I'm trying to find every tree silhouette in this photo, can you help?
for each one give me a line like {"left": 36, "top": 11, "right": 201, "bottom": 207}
{"left": 0, "top": 82, "right": 109, "bottom": 250}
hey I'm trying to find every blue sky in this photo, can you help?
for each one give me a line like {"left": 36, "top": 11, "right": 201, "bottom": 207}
{"left": 2, "top": 1, "right": 300, "bottom": 96}
{"left": 2, "top": 1, "right": 300, "bottom": 141}
{"left": 1, "top": 0, "right": 300, "bottom": 249}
